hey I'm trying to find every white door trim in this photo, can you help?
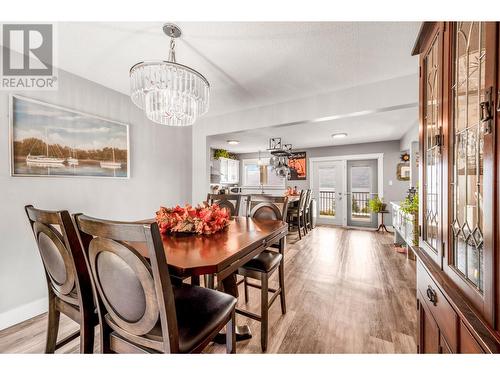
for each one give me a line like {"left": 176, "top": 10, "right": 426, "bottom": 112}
{"left": 309, "top": 153, "right": 384, "bottom": 228}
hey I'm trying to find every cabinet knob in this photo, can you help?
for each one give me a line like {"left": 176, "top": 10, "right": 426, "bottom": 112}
{"left": 426, "top": 285, "right": 437, "bottom": 306}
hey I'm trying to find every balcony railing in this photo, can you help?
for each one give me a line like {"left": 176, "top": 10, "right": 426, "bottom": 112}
{"left": 319, "top": 190, "right": 336, "bottom": 216}
{"left": 351, "top": 192, "right": 370, "bottom": 219}
{"left": 319, "top": 190, "right": 371, "bottom": 219}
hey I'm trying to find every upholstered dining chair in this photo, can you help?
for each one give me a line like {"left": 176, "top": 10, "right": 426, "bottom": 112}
{"left": 206, "top": 194, "right": 244, "bottom": 217}
{"left": 303, "top": 189, "right": 313, "bottom": 233}
{"left": 287, "top": 190, "right": 307, "bottom": 239}
{"left": 24, "top": 205, "right": 97, "bottom": 353}
{"left": 236, "top": 196, "right": 288, "bottom": 351}
{"left": 74, "top": 214, "right": 237, "bottom": 354}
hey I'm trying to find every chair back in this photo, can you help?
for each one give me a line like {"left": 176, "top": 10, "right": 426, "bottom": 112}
{"left": 298, "top": 190, "right": 308, "bottom": 212}
{"left": 25, "top": 205, "right": 93, "bottom": 310}
{"left": 249, "top": 196, "right": 289, "bottom": 223}
{"left": 206, "top": 194, "right": 242, "bottom": 217}
{"left": 75, "top": 214, "right": 178, "bottom": 353}
{"left": 304, "top": 189, "right": 312, "bottom": 212}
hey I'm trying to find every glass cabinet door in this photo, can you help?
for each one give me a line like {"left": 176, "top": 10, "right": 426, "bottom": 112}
{"left": 420, "top": 25, "right": 443, "bottom": 264}
{"left": 447, "top": 22, "right": 496, "bottom": 322}
{"left": 450, "top": 22, "right": 486, "bottom": 292}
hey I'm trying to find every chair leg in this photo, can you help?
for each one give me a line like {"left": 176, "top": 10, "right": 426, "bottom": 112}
{"left": 191, "top": 275, "right": 200, "bottom": 286}
{"left": 45, "top": 294, "right": 60, "bottom": 353}
{"left": 100, "top": 322, "right": 112, "bottom": 354}
{"left": 304, "top": 213, "right": 308, "bottom": 234}
{"left": 225, "top": 310, "right": 236, "bottom": 354}
{"left": 278, "top": 262, "right": 287, "bottom": 315}
{"left": 79, "top": 313, "right": 95, "bottom": 354}
{"left": 260, "top": 274, "right": 269, "bottom": 352}
{"left": 244, "top": 277, "right": 249, "bottom": 303}
{"left": 204, "top": 274, "right": 215, "bottom": 289}
{"left": 297, "top": 217, "right": 302, "bottom": 240}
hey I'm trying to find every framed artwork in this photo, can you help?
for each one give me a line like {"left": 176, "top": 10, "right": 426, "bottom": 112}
{"left": 288, "top": 151, "right": 307, "bottom": 180}
{"left": 268, "top": 137, "right": 282, "bottom": 150}
{"left": 10, "top": 95, "right": 130, "bottom": 178}
{"left": 397, "top": 163, "right": 411, "bottom": 181}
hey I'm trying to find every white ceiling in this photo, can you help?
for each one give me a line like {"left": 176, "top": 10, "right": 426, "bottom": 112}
{"left": 40, "top": 22, "right": 420, "bottom": 117}
{"left": 208, "top": 105, "right": 418, "bottom": 153}
{"left": 3, "top": 22, "right": 420, "bottom": 150}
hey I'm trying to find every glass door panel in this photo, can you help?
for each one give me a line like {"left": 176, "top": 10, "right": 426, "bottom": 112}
{"left": 346, "top": 160, "right": 378, "bottom": 228}
{"left": 312, "top": 161, "right": 343, "bottom": 226}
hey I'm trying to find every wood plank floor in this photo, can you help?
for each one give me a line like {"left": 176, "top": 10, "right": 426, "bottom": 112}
{"left": 0, "top": 226, "right": 417, "bottom": 354}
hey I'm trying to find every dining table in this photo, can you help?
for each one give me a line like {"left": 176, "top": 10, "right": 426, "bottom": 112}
{"left": 134, "top": 216, "right": 288, "bottom": 342}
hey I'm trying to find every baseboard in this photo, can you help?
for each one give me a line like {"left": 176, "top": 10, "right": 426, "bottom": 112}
{"left": 0, "top": 298, "right": 47, "bottom": 331}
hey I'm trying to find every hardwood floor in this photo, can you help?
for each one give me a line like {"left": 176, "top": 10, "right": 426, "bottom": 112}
{"left": 0, "top": 225, "right": 417, "bottom": 354}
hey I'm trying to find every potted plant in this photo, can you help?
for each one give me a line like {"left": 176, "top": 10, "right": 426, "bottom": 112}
{"left": 213, "top": 149, "right": 237, "bottom": 160}
{"left": 400, "top": 187, "right": 419, "bottom": 246}
{"left": 368, "top": 195, "right": 386, "bottom": 213}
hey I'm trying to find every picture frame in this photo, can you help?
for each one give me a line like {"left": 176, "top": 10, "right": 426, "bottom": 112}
{"left": 397, "top": 162, "right": 410, "bottom": 181}
{"left": 9, "top": 95, "right": 130, "bottom": 178}
{"left": 288, "top": 151, "right": 307, "bottom": 180}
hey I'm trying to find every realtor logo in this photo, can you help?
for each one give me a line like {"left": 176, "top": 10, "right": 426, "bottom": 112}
{"left": 1, "top": 24, "right": 58, "bottom": 90}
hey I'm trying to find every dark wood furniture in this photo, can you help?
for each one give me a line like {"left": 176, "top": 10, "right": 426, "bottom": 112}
{"left": 412, "top": 22, "right": 500, "bottom": 353}
{"left": 75, "top": 214, "right": 237, "bottom": 354}
{"left": 376, "top": 210, "right": 390, "bottom": 232}
{"left": 24, "top": 205, "right": 97, "bottom": 353}
{"left": 130, "top": 216, "right": 288, "bottom": 343}
{"left": 206, "top": 194, "right": 246, "bottom": 217}
{"left": 236, "top": 197, "right": 289, "bottom": 351}
{"left": 303, "top": 189, "right": 313, "bottom": 232}
{"left": 287, "top": 190, "right": 307, "bottom": 239}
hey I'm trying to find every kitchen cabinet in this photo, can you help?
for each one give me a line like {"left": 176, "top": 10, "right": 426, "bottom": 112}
{"left": 214, "top": 157, "right": 239, "bottom": 184}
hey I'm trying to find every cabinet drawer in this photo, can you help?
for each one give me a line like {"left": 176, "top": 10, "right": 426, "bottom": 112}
{"left": 417, "top": 261, "right": 458, "bottom": 351}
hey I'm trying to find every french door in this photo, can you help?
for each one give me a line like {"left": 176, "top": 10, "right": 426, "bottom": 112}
{"left": 312, "top": 160, "right": 344, "bottom": 225}
{"left": 346, "top": 159, "right": 378, "bottom": 228}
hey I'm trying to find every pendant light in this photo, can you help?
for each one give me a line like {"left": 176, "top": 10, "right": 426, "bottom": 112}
{"left": 130, "top": 23, "right": 210, "bottom": 126}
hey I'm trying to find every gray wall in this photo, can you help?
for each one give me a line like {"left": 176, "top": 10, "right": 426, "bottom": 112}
{"left": 237, "top": 140, "right": 410, "bottom": 224}
{"left": 0, "top": 68, "right": 192, "bottom": 328}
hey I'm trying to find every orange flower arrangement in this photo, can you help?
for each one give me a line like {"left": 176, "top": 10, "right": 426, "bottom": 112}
{"left": 156, "top": 203, "right": 230, "bottom": 235}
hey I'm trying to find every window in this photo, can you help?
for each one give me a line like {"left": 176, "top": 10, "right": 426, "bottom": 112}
{"left": 242, "top": 158, "right": 285, "bottom": 187}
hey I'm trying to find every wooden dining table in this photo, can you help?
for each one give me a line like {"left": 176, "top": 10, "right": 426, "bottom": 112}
{"left": 133, "top": 216, "right": 288, "bottom": 341}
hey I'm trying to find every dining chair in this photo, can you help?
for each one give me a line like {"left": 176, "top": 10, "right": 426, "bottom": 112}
{"left": 24, "top": 205, "right": 97, "bottom": 353}
{"left": 287, "top": 190, "right": 307, "bottom": 239}
{"left": 206, "top": 194, "right": 243, "bottom": 217}
{"left": 74, "top": 214, "right": 237, "bottom": 354}
{"left": 303, "top": 189, "right": 313, "bottom": 233}
{"left": 236, "top": 196, "right": 288, "bottom": 351}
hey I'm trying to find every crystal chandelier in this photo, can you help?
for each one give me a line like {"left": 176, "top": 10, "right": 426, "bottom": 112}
{"left": 130, "top": 23, "right": 210, "bottom": 126}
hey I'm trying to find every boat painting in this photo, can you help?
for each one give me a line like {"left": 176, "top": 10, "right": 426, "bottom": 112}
{"left": 10, "top": 95, "right": 129, "bottom": 178}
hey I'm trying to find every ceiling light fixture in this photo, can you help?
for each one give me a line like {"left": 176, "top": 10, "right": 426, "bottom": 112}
{"left": 227, "top": 140, "right": 240, "bottom": 145}
{"left": 130, "top": 23, "right": 210, "bottom": 126}
{"left": 331, "top": 133, "right": 348, "bottom": 139}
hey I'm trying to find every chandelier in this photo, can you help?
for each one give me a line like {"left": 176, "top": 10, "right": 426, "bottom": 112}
{"left": 130, "top": 23, "right": 210, "bottom": 126}
{"left": 268, "top": 137, "right": 292, "bottom": 179}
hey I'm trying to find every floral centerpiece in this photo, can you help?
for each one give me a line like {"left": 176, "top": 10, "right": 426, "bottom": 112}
{"left": 156, "top": 203, "right": 230, "bottom": 236}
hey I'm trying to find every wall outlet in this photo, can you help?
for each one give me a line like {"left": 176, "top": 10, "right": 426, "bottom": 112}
{"left": 388, "top": 180, "right": 393, "bottom": 186}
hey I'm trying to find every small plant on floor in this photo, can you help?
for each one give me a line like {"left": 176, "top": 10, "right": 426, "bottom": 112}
{"left": 368, "top": 195, "right": 386, "bottom": 213}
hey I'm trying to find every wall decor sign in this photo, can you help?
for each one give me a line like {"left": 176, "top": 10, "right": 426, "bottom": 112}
{"left": 10, "top": 95, "right": 130, "bottom": 178}
{"left": 288, "top": 151, "right": 307, "bottom": 180}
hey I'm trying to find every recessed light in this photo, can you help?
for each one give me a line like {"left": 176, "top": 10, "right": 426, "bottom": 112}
{"left": 226, "top": 140, "right": 240, "bottom": 145}
{"left": 331, "top": 133, "right": 348, "bottom": 139}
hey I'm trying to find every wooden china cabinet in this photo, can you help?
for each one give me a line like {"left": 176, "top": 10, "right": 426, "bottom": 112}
{"left": 413, "top": 22, "right": 500, "bottom": 353}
